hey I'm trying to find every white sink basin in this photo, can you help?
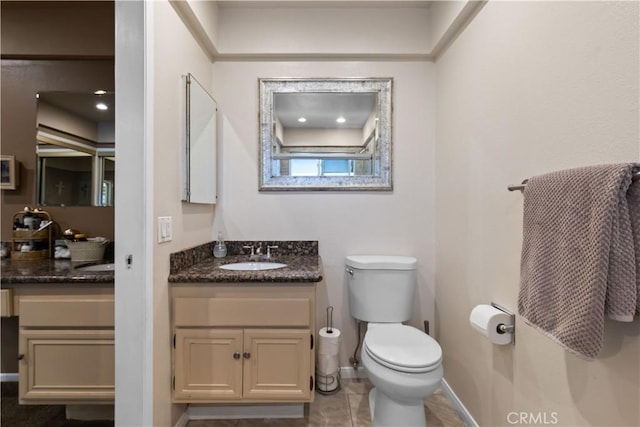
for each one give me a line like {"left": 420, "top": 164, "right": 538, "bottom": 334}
{"left": 77, "top": 263, "right": 115, "bottom": 272}
{"left": 219, "top": 262, "right": 287, "bottom": 271}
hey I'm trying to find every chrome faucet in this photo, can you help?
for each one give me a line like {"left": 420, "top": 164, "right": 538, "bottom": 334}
{"left": 243, "top": 245, "right": 259, "bottom": 260}
{"left": 254, "top": 245, "right": 265, "bottom": 260}
{"left": 243, "top": 244, "right": 278, "bottom": 261}
{"left": 266, "top": 245, "right": 278, "bottom": 259}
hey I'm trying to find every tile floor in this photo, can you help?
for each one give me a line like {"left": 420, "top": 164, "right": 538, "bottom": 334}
{"left": 187, "top": 378, "right": 465, "bottom": 427}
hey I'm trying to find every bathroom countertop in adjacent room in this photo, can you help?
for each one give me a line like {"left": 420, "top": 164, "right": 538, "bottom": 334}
{"left": 168, "top": 254, "right": 323, "bottom": 283}
{"left": 0, "top": 259, "right": 114, "bottom": 285}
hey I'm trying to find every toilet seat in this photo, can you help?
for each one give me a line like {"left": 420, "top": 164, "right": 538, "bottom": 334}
{"left": 364, "top": 324, "right": 442, "bottom": 373}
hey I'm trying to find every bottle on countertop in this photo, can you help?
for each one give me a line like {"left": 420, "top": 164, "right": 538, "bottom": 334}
{"left": 213, "top": 232, "right": 227, "bottom": 258}
{"left": 23, "top": 211, "right": 34, "bottom": 230}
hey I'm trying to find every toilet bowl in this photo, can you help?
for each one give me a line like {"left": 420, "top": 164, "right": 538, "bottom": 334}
{"left": 345, "top": 255, "right": 443, "bottom": 427}
{"left": 362, "top": 324, "right": 443, "bottom": 427}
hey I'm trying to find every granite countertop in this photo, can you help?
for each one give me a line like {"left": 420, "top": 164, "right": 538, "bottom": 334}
{"left": 0, "top": 259, "right": 114, "bottom": 285}
{"left": 168, "top": 254, "right": 322, "bottom": 283}
{"left": 168, "top": 240, "right": 322, "bottom": 283}
{"left": 0, "top": 241, "right": 323, "bottom": 285}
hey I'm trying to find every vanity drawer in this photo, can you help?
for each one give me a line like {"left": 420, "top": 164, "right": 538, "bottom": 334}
{"left": 174, "top": 297, "right": 311, "bottom": 327}
{"left": 19, "top": 296, "right": 114, "bottom": 327}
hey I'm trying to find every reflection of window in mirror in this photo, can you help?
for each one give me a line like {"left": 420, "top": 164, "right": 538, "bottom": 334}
{"left": 100, "top": 157, "right": 115, "bottom": 206}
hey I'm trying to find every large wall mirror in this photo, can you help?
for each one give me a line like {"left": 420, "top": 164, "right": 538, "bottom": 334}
{"left": 259, "top": 78, "right": 393, "bottom": 191}
{"left": 36, "top": 91, "right": 115, "bottom": 206}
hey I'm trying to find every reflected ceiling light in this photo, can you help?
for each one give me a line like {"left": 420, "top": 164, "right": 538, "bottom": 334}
{"left": 35, "top": 93, "right": 40, "bottom": 99}
{"left": 94, "top": 89, "right": 107, "bottom": 95}
{"left": 96, "top": 102, "right": 109, "bottom": 111}
{"left": 336, "top": 117, "right": 346, "bottom": 124}
{"left": 297, "top": 117, "right": 307, "bottom": 123}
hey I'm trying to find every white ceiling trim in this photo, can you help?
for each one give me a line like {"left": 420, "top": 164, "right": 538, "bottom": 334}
{"left": 213, "top": 52, "right": 433, "bottom": 62}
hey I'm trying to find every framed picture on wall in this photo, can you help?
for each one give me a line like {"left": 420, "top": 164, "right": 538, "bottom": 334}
{"left": 1, "top": 155, "right": 19, "bottom": 190}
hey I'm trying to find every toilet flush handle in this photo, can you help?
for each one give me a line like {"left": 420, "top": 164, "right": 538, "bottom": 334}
{"left": 345, "top": 268, "right": 354, "bottom": 276}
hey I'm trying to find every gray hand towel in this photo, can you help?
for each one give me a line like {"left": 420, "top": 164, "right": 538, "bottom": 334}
{"left": 518, "top": 163, "right": 639, "bottom": 359}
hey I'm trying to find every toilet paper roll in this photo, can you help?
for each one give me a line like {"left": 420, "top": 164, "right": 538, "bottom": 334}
{"left": 318, "top": 327, "right": 341, "bottom": 355}
{"left": 469, "top": 304, "right": 512, "bottom": 345}
{"left": 317, "top": 354, "right": 339, "bottom": 374}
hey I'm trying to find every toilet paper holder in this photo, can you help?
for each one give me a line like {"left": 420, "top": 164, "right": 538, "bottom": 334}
{"left": 491, "top": 302, "right": 516, "bottom": 344}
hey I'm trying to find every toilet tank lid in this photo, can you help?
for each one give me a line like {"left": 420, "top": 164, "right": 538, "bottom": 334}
{"left": 346, "top": 255, "right": 417, "bottom": 270}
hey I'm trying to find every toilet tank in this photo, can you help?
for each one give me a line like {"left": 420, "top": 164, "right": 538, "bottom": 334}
{"left": 346, "top": 255, "right": 418, "bottom": 323}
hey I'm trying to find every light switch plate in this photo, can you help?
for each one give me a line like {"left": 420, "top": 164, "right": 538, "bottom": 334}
{"left": 158, "top": 216, "right": 172, "bottom": 243}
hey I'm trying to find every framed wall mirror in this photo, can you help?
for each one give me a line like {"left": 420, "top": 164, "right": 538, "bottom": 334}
{"left": 36, "top": 91, "right": 115, "bottom": 207}
{"left": 259, "top": 78, "right": 393, "bottom": 191}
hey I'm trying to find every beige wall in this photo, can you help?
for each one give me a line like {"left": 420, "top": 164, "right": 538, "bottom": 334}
{"left": 435, "top": 2, "right": 639, "bottom": 426}
{"left": 283, "top": 128, "right": 362, "bottom": 147}
{"left": 217, "top": 3, "right": 431, "bottom": 55}
{"left": 152, "top": 2, "right": 217, "bottom": 425}
{"left": 0, "top": 1, "right": 114, "bottom": 58}
{"left": 212, "top": 60, "right": 436, "bottom": 371}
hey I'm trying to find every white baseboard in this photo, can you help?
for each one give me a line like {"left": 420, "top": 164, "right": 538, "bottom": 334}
{"left": 440, "top": 378, "right": 478, "bottom": 427}
{"left": 172, "top": 404, "right": 303, "bottom": 427}
{"left": 187, "top": 403, "right": 304, "bottom": 420}
{"left": 0, "top": 373, "right": 18, "bottom": 382}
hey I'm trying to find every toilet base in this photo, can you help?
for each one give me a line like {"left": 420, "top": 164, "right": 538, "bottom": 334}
{"left": 369, "top": 387, "right": 427, "bottom": 427}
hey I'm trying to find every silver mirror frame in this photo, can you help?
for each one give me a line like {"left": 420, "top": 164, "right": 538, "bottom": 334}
{"left": 259, "top": 78, "right": 393, "bottom": 191}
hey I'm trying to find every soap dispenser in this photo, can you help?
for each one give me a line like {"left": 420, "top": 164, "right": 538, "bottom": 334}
{"left": 213, "top": 232, "right": 227, "bottom": 258}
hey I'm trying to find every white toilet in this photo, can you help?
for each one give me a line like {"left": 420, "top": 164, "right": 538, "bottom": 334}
{"left": 346, "top": 255, "right": 443, "bottom": 427}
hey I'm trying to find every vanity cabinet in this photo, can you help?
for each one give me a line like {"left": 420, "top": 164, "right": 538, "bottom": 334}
{"left": 15, "top": 290, "right": 114, "bottom": 404}
{"left": 172, "top": 285, "right": 315, "bottom": 404}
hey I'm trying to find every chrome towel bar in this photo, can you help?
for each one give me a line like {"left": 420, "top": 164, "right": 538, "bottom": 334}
{"left": 508, "top": 171, "right": 640, "bottom": 192}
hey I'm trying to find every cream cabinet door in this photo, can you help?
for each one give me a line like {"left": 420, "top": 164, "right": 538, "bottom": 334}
{"left": 19, "top": 329, "right": 114, "bottom": 403}
{"left": 242, "top": 329, "right": 311, "bottom": 401}
{"left": 174, "top": 328, "right": 243, "bottom": 401}
{"left": 0, "top": 289, "right": 13, "bottom": 317}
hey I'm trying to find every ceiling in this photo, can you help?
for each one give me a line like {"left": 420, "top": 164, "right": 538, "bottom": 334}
{"left": 275, "top": 92, "right": 377, "bottom": 129}
{"left": 38, "top": 91, "right": 115, "bottom": 123}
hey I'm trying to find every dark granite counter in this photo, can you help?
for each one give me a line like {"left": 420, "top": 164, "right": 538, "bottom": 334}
{"left": 168, "top": 254, "right": 322, "bottom": 283}
{"left": 0, "top": 241, "right": 322, "bottom": 285}
{"left": 0, "top": 259, "right": 114, "bottom": 285}
{"left": 168, "top": 240, "right": 322, "bottom": 283}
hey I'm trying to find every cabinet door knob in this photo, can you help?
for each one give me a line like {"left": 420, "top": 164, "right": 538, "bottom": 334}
{"left": 243, "top": 352, "right": 251, "bottom": 359}
{"left": 233, "top": 352, "right": 241, "bottom": 360}
{"left": 17, "top": 353, "right": 24, "bottom": 361}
